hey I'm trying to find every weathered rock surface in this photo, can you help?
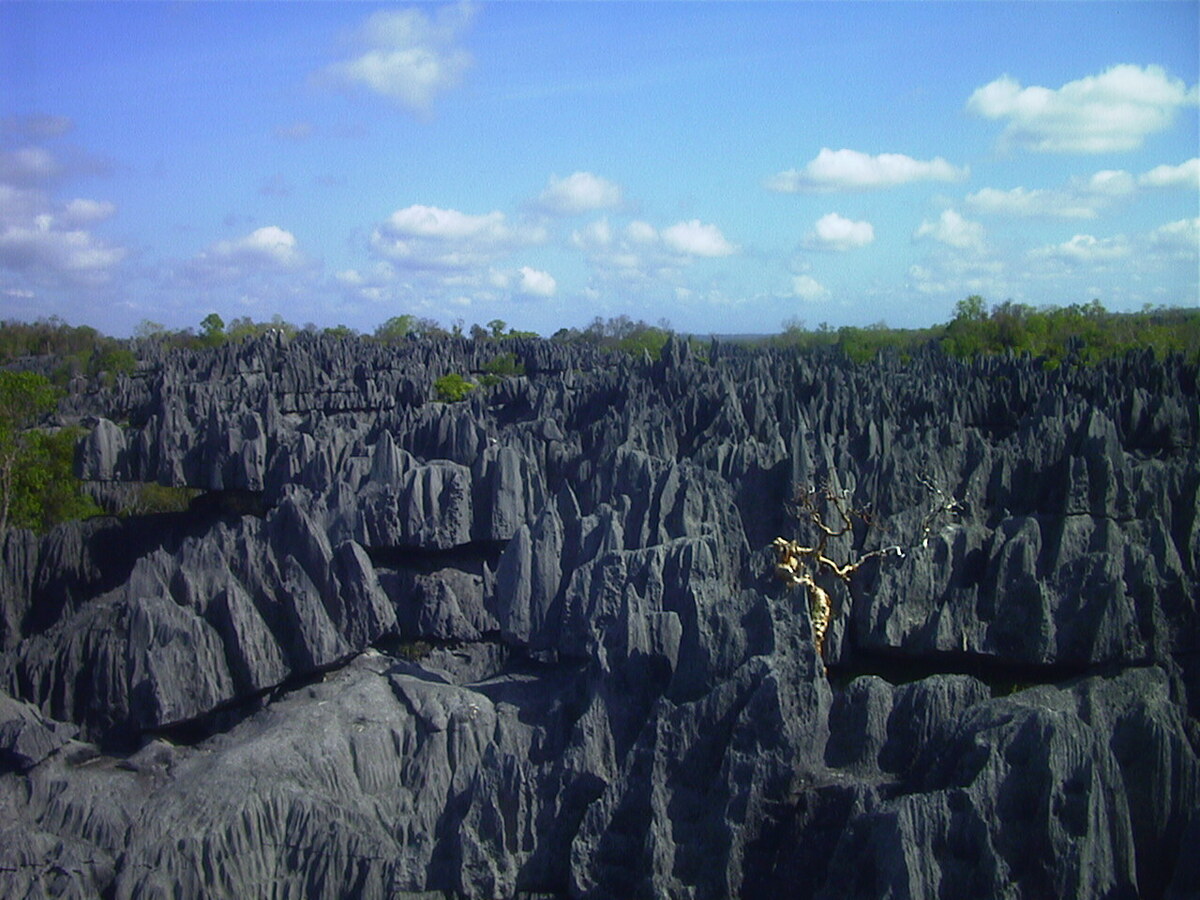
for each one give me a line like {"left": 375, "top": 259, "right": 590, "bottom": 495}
{"left": 1, "top": 333, "right": 1197, "bottom": 897}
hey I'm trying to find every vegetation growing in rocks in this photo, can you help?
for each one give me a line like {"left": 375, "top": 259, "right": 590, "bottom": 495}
{"left": 478, "top": 352, "right": 525, "bottom": 387}
{"left": 433, "top": 372, "right": 476, "bottom": 402}
{"left": 117, "top": 482, "right": 202, "bottom": 517}
{"left": 0, "top": 371, "right": 101, "bottom": 532}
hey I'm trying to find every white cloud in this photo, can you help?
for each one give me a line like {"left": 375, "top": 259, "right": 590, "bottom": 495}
{"left": 570, "top": 216, "right": 734, "bottom": 306}
{"left": 320, "top": 4, "right": 474, "bottom": 113}
{"left": 1085, "top": 169, "right": 1137, "bottom": 197}
{"left": 1030, "top": 233, "right": 1132, "bottom": 265}
{"left": 371, "top": 204, "right": 545, "bottom": 269}
{"left": 908, "top": 257, "right": 1008, "bottom": 298}
{"left": 535, "top": 172, "right": 623, "bottom": 215}
{"left": 182, "top": 226, "right": 310, "bottom": 288}
{"left": 914, "top": 209, "right": 985, "bottom": 252}
{"left": 1139, "top": 159, "right": 1200, "bottom": 189}
{"left": 766, "top": 148, "right": 968, "bottom": 193}
{"left": 0, "top": 183, "right": 48, "bottom": 225}
{"left": 1146, "top": 217, "right": 1199, "bottom": 258}
{"left": 807, "top": 213, "right": 875, "bottom": 251}
{"left": 660, "top": 219, "right": 737, "bottom": 257}
{"left": 966, "top": 186, "right": 1095, "bottom": 219}
{"left": 213, "top": 226, "right": 306, "bottom": 269}
{"left": 382, "top": 205, "right": 508, "bottom": 241}
{"left": 790, "top": 274, "right": 830, "bottom": 301}
{"left": 624, "top": 220, "right": 658, "bottom": 244}
{"left": 0, "top": 160, "right": 124, "bottom": 286}
{"left": 517, "top": 265, "right": 557, "bottom": 297}
{"left": 570, "top": 217, "right": 614, "bottom": 250}
{"left": 967, "top": 64, "right": 1199, "bottom": 153}
{"left": 0, "top": 217, "right": 125, "bottom": 281}
{"left": 968, "top": 162, "right": 1193, "bottom": 223}
{"left": 0, "top": 146, "right": 61, "bottom": 186}
{"left": 966, "top": 168, "right": 1138, "bottom": 221}
{"left": 62, "top": 198, "right": 117, "bottom": 225}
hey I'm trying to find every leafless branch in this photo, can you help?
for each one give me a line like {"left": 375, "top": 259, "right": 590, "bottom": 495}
{"left": 774, "top": 477, "right": 964, "bottom": 666}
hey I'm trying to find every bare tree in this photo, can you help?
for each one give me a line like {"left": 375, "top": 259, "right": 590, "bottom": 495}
{"left": 772, "top": 478, "right": 963, "bottom": 666}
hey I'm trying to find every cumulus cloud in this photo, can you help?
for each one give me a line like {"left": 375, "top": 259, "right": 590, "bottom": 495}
{"left": 61, "top": 198, "right": 117, "bottom": 225}
{"left": 966, "top": 167, "right": 1140, "bottom": 220}
{"left": 914, "top": 210, "right": 985, "bottom": 252}
{"left": 624, "top": 220, "right": 658, "bottom": 245}
{"left": 967, "top": 186, "right": 1087, "bottom": 219}
{"left": 535, "top": 172, "right": 623, "bottom": 215}
{"left": 381, "top": 205, "right": 507, "bottom": 241}
{"left": 571, "top": 218, "right": 660, "bottom": 282}
{"left": 1146, "top": 217, "right": 1200, "bottom": 258}
{"left": 0, "top": 146, "right": 61, "bottom": 186}
{"left": 517, "top": 265, "right": 557, "bottom": 297}
{"left": 1029, "top": 233, "right": 1132, "bottom": 265}
{"left": 766, "top": 148, "right": 968, "bottom": 193}
{"left": 184, "top": 226, "right": 309, "bottom": 285}
{"left": 806, "top": 213, "right": 875, "bottom": 251}
{"left": 569, "top": 215, "right": 735, "bottom": 305}
{"left": 1085, "top": 170, "right": 1136, "bottom": 197}
{"left": 790, "top": 274, "right": 830, "bottom": 301}
{"left": 0, "top": 184, "right": 46, "bottom": 224}
{"left": 570, "top": 217, "right": 614, "bottom": 251}
{"left": 1139, "top": 159, "right": 1200, "bottom": 189}
{"left": 0, "top": 143, "right": 125, "bottom": 288}
{"left": 660, "top": 219, "right": 737, "bottom": 257}
{"left": 0, "top": 216, "right": 126, "bottom": 283}
{"left": 218, "top": 226, "right": 305, "bottom": 268}
{"left": 908, "top": 257, "right": 1008, "bottom": 298}
{"left": 371, "top": 204, "right": 545, "bottom": 269}
{"left": 967, "top": 64, "right": 1199, "bottom": 153}
{"left": 320, "top": 4, "right": 474, "bottom": 113}
{"left": 969, "top": 162, "right": 1194, "bottom": 222}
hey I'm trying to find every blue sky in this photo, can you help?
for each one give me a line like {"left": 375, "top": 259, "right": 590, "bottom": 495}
{"left": 1, "top": 2, "right": 1196, "bottom": 337}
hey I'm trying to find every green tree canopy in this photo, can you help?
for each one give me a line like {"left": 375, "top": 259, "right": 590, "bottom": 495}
{"left": 199, "top": 313, "right": 226, "bottom": 347}
{"left": 375, "top": 315, "right": 415, "bottom": 342}
{"left": 433, "top": 373, "right": 476, "bottom": 402}
{"left": 0, "top": 371, "right": 62, "bottom": 531}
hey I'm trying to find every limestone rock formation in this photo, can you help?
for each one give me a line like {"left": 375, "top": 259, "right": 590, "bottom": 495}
{"left": 1, "top": 333, "right": 1196, "bottom": 898}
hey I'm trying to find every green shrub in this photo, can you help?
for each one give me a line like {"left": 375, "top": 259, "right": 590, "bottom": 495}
{"left": 121, "top": 482, "right": 201, "bottom": 516}
{"left": 5, "top": 427, "right": 101, "bottom": 533}
{"left": 396, "top": 640, "right": 434, "bottom": 662}
{"left": 86, "top": 344, "right": 137, "bottom": 387}
{"left": 434, "top": 373, "right": 476, "bottom": 402}
{"left": 483, "top": 353, "right": 525, "bottom": 378}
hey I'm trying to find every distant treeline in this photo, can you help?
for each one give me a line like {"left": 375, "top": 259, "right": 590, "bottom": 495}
{"left": 2, "top": 299, "right": 1197, "bottom": 375}
{"left": 774, "top": 297, "right": 1199, "bottom": 365}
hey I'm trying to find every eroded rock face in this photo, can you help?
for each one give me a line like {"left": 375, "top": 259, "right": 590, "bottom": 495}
{"left": 1, "top": 333, "right": 1198, "bottom": 898}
